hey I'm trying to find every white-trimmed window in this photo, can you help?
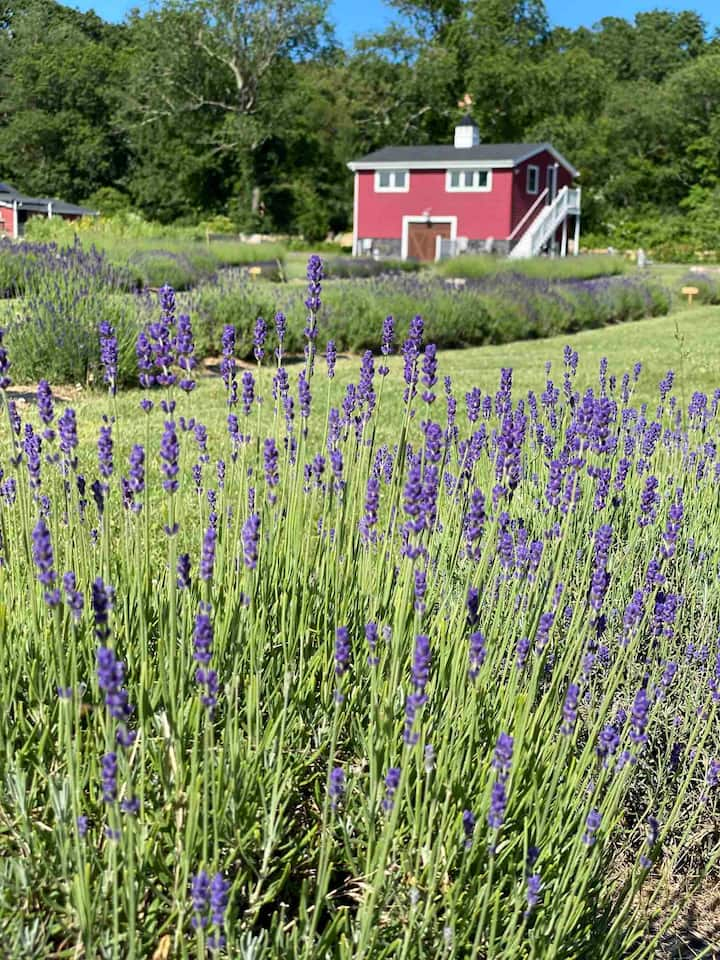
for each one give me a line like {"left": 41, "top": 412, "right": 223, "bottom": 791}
{"left": 446, "top": 169, "right": 491, "bottom": 192}
{"left": 374, "top": 169, "right": 409, "bottom": 192}
{"left": 526, "top": 165, "right": 540, "bottom": 195}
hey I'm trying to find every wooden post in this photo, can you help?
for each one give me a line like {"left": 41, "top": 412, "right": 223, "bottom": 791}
{"left": 681, "top": 286, "right": 699, "bottom": 305}
{"left": 573, "top": 214, "right": 580, "bottom": 256}
{"left": 561, "top": 217, "right": 568, "bottom": 257}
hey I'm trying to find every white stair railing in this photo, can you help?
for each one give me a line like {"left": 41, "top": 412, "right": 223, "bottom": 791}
{"left": 509, "top": 186, "right": 581, "bottom": 259}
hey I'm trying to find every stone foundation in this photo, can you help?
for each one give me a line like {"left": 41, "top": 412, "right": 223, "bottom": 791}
{"left": 357, "top": 238, "right": 402, "bottom": 259}
{"left": 356, "top": 236, "right": 511, "bottom": 259}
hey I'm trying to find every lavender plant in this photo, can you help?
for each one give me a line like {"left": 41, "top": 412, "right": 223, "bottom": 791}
{"left": 0, "top": 268, "right": 718, "bottom": 959}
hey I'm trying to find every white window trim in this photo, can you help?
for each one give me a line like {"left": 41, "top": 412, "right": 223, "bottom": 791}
{"left": 374, "top": 169, "right": 410, "bottom": 193}
{"left": 445, "top": 169, "right": 492, "bottom": 193}
{"left": 527, "top": 164, "right": 540, "bottom": 195}
{"left": 401, "top": 215, "right": 457, "bottom": 262}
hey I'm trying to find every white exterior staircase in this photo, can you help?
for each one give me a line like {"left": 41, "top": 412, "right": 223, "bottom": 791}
{"left": 508, "top": 186, "right": 581, "bottom": 259}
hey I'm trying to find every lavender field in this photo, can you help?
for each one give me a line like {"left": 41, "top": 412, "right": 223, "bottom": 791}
{"left": 0, "top": 257, "right": 719, "bottom": 958}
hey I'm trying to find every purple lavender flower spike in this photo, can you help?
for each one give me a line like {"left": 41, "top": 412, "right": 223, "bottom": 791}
{"left": 638, "top": 476, "right": 660, "bottom": 527}
{"left": 32, "top": 518, "right": 59, "bottom": 605}
{"left": 561, "top": 684, "right": 579, "bottom": 735}
{"left": 263, "top": 438, "right": 279, "bottom": 499}
{"left": 194, "top": 604, "right": 218, "bottom": 713}
{"left": 37, "top": 379, "right": 55, "bottom": 439}
{"left": 97, "top": 647, "right": 133, "bottom": 726}
{"left": 596, "top": 724, "right": 619, "bottom": 765}
{"left": 101, "top": 752, "right": 118, "bottom": 803}
{"left": 58, "top": 408, "right": 78, "bottom": 470}
{"left": 298, "top": 371, "right": 311, "bottom": 425}
{"left": 136, "top": 329, "right": 155, "bottom": 392}
{"left": 525, "top": 874, "right": 542, "bottom": 914}
{"left": 334, "top": 626, "right": 351, "bottom": 697}
{"left": 275, "top": 311, "right": 287, "bottom": 360}
{"left": 487, "top": 779, "right": 508, "bottom": 830}
{"left": 661, "top": 491, "right": 684, "bottom": 559}
{"left": 0, "top": 326, "right": 11, "bottom": 389}
{"left": 467, "top": 586, "right": 479, "bottom": 626}
{"left": 98, "top": 423, "right": 113, "bottom": 482}
{"left": 421, "top": 344, "right": 438, "bottom": 404}
{"left": 582, "top": 809, "right": 602, "bottom": 846}
{"left": 241, "top": 370, "right": 255, "bottom": 415}
{"left": 63, "top": 571, "right": 84, "bottom": 620}
{"left": 160, "top": 421, "right": 179, "bottom": 493}
{"left": 24, "top": 424, "right": 42, "bottom": 489}
{"left": 462, "top": 809, "right": 475, "bottom": 849}
{"left": 365, "top": 622, "right": 379, "bottom": 666}
{"left": 468, "top": 631, "right": 486, "bottom": 680}
{"left": 492, "top": 732, "right": 514, "bottom": 780}
{"left": 329, "top": 767, "right": 345, "bottom": 810}
{"left": 383, "top": 767, "right": 401, "bottom": 811}
{"left": 92, "top": 578, "right": 113, "bottom": 641}
{"left": 253, "top": 316, "right": 267, "bottom": 363}
{"left": 209, "top": 872, "right": 230, "bottom": 947}
{"left": 464, "top": 489, "right": 486, "bottom": 560}
{"left": 360, "top": 475, "right": 380, "bottom": 541}
{"left": 175, "top": 313, "right": 197, "bottom": 392}
{"left": 630, "top": 688, "right": 650, "bottom": 746}
{"left": 325, "top": 340, "right": 336, "bottom": 379}
{"left": 99, "top": 321, "right": 118, "bottom": 395}
{"left": 200, "top": 525, "right": 217, "bottom": 582}
{"left": 177, "top": 553, "right": 191, "bottom": 589}
{"left": 190, "top": 871, "right": 211, "bottom": 929}
{"left": 379, "top": 315, "right": 394, "bottom": 375}
{"left": 304, "top": 255, "right": 323, "bottom": 367}
{"left": 404, "top": 634, "right": 431, "bottom": 744}
{"left": 241, "top": 514, "right": 260, "bottom": 569}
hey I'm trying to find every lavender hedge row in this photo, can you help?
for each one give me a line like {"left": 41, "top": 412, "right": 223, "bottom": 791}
{"left": 191, "top": 271, "right": 671, "bottom": 360}
{"left": 0, "top": 259, "right": 717, "bottom": 958}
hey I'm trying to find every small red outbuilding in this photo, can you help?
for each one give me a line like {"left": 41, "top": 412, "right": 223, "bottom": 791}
{"left": 0, "top": 182, "right": 96, "bottom": 239}
{"left": 347, "top": 117, "right": 581, "bottom": 261}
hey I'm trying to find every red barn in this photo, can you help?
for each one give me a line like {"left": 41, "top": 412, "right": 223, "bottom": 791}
{"left": 0, "top": 182, "right": 97, "bottom": 238}
{"left": 348, "top": 117, "right": 581, "bottom": 261}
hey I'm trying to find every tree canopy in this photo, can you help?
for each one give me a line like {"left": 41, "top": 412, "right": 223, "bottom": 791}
{"left": 0, "top": 0, "right": 719, "bottom": 243}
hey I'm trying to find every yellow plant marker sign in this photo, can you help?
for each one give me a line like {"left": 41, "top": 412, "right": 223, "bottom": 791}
{"left": 682, "top": 285, "right": 699, "bottom": 305}
{"left": 248, "top": 266, "right": 262, "bottom": 280}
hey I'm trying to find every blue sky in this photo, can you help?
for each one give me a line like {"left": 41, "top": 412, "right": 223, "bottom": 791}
{"left": 74, "top": 0, "right": 720, "bottom": 44}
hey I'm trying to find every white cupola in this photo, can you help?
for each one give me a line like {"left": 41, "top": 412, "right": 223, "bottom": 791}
{"left": 454, "top": 115, "right": 480, "bottom": 148}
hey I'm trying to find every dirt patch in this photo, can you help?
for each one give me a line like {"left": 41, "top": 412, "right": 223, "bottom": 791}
{"left": 4, "top": 383, "right": 86, "bottom": 405}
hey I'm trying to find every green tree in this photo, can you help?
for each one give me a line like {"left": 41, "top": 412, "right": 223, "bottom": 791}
{"left": 0, "top": 0, "right": 126, "bottom": 200}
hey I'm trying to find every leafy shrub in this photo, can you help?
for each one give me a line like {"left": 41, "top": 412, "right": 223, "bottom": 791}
{"left": 4, "top": 241, "right": 142, "bottom": 385}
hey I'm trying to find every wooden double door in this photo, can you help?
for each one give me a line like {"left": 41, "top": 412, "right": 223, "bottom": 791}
{"left": 407, "top": 220, "right": 452, "bottom": 261}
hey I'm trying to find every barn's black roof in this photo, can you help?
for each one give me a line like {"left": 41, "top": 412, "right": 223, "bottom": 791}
{"left": 348, "top": 142, "right": 578, "bottom": 175}
{"left": 353, "top": 143, "right": 545, "bottom": 164}
{"left": 0, "top": 182, "right": 96, "bottom": 216}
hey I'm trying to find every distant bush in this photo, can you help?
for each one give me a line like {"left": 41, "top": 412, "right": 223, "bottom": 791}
{"left": 679, "top": 271, "right": 720, "bottom": 303}
{"left": 436, "top": 253, "right": 631, "bottom": 281}
{"left": 191, "top": 273, "right": 283, "bottom": 359}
